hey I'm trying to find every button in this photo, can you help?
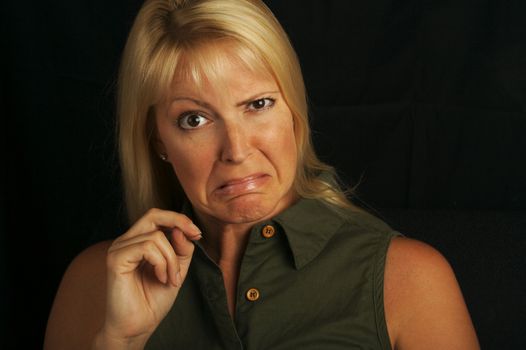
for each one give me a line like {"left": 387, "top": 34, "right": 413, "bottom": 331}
{"left": 246, "top": 288, "right": 260, "bottom": 301}
{"left": 261, "top": 225, "right": 275, "bottom": 238}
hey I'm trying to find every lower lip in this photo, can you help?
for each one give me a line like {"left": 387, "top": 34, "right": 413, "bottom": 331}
{"left": 215, "top": 174, "right": 270, "bottom": 196}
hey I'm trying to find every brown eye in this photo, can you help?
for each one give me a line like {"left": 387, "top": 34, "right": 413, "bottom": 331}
{"left": 248, "top": 98, "right": 275, "bottom": 111}
{"left": 253, "top": 99, "right": 265, "bottom": 109}
{"left": 177, "top": 113, "right": 210, "bottom": 130}
{"left": 186, "top": 115, "right": 201, "bottom": 127}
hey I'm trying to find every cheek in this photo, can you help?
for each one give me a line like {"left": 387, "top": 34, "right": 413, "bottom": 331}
{"left": 159, "top": 130, "right": 216, "bottom": 195}
{"left": 259, "top": 116, "right": 297, "bottom": 170}
{"left": 169, "top": 146, "right": 215, "bottom": 204}
{"left": 170, "top": 140, "right": 215, "bottom": 177}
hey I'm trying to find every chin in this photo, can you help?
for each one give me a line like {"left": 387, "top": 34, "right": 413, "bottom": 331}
{"left": 217, "top": 195, "right": 281, "bottom": 224}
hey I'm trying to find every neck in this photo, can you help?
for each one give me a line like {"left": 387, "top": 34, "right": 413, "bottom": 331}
{"left": 197, "top": 218, "right": 253, "bottom": 319}
{"left": 199, "top": 220, "right": 252, "bottom": 266}
{"left": 194, "top": 191, "right": 299, "bottom": 264}
{"left": 191, "top": 191, "right": 299, "bottom": 319}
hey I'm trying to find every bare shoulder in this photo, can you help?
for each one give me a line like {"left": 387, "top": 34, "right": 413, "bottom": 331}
{"left": 59, "top": 240, "right": 111, "bottom": 282}
{"left": 44, "top": 240, "right": 113, "bottom": 350}
{"left": 384, "top": 237, "right": 480, "bottom": 350}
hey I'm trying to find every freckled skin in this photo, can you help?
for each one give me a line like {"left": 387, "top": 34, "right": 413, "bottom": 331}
{"left": 155, "top": 56, "right": 298, "bottom": 230}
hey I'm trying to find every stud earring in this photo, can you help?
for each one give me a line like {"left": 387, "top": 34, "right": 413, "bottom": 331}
{"left": 159, "top": 153, "right": 168, "bottom": 161}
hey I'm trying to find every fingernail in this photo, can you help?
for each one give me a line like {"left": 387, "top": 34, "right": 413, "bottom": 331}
{"left": 191, "top": 224, "right": 201, "bottom": 234}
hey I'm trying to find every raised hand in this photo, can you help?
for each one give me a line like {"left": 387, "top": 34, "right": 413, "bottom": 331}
{"left": 94, "top": 208, "right": 202, "bottom": 348}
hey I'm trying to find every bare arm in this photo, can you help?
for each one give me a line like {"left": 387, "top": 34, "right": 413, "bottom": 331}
{"left": 384, "top": 237, "right": 480, "bottom": 350}
{"left": 44, "top": 241, "right": 112, "bottom": 349}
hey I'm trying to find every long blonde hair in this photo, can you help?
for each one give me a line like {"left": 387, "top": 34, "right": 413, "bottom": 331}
{"left": 118, "top": 0, "right": 353, "bottom": 222}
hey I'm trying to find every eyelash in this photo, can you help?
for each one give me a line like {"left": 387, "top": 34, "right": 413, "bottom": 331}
{"left": 247, "top": 97, "right": 276, "bottom": 111}
{"left": 176, "top": 112, "right": 209, "bottom": 130}
{"left": 175, "top": 97, "right": 276, "bottom": 130}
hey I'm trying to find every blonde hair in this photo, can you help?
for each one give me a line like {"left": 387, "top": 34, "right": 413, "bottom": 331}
{"left": 118, "top": 0, "right": 354, "bottom": 222}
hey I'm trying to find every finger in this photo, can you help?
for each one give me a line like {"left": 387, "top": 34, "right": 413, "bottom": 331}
{"left": 122, "top": 209, "right": 201, "bottom": 241}
{"left": 146, "top": 248, "right": 169, "bottom": 285}
{"left": 109, "top": 231, "right": 181, "bottom": 287}
{"left": 171, "top": 228, "right": 195, "bottom": 259}
{"left": 169, "top": 228, "right": 195, "bottom": 284}
{"left": 110, "top": 230, "right": 170, "bottom": 253}
{"left": 107, "top": 240, "right": 169, "bottom": 285}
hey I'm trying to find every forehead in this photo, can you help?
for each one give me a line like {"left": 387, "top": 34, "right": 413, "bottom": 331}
{"left": 169, "top": 41, "right": 276, "bottom": 96}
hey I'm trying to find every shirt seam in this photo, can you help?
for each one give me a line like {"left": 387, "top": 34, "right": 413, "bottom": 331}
{"left": 372, "top": 231, "right": 398, "bottom": 350}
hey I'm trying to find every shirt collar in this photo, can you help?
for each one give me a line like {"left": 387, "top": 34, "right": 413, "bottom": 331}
{"left": 273, "top": 197, "right": 347, "bottom": 269}
{"left": 181, "top": 195, "right": 348, "bottom": 270}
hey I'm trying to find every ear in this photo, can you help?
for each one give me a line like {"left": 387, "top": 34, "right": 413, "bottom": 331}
{"left": 152, "top": 134, "right": 170, "bottom": 162}
{"left": 153, "top": 135, "right": 166, "bottom": 155}
{"left": 149, "top": 118, "right": 168, "bottom": 162}
{"left": 148, "top": 108, "right": 167, "bottom": 156}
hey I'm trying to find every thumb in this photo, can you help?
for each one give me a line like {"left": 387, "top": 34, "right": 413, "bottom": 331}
{"left": 170, "top": 228, "right": 196, "bottom": 274}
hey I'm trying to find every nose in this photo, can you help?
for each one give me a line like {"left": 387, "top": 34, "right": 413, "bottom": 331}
{"left": 220, "top": 122, "right": 252, "bottom": 164}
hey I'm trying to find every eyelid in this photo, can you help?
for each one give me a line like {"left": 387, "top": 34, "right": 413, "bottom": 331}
{"left": 176, "top": 111, "right": 211, "bottom": 130}
{"left": 178, "top": 110, "right": 205, "bottom": 118}
{"left": 246, "top": 97, "right": 276, "bottom": 111}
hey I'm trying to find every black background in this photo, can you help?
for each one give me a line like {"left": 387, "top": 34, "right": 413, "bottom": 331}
{"left": 2, "top": 0, "right": 526, "bottom": 348}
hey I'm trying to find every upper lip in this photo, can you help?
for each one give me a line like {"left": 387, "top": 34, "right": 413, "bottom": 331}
{"left": 217, "top": 173, "right": 266, "bottom": 189}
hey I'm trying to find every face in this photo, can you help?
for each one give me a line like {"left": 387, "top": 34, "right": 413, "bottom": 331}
{"left": 155, "top": 54, "right": 298, "bottom": 227}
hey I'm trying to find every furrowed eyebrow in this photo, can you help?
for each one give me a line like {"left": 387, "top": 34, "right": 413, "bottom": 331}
{"left": 170, "top": 90, "right": 280, "bottom": 109}
{"left": 170, "top": 97, "right": 213, "bottom": 110}
{"left": 235, "top": 91, "right": 280, "bottom": 107}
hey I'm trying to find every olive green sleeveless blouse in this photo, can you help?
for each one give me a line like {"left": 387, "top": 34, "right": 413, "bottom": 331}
{"left": 145, "top": 198, "right": 399, "bottom": 349}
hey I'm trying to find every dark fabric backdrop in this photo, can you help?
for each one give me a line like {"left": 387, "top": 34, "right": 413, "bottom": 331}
{"left": 3, "top": 0, "right": 525, "bottom": 348}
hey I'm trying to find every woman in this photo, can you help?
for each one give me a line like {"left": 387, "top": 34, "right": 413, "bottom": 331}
{"left": 45, "top": 0, "right": 479, "bottom": 348}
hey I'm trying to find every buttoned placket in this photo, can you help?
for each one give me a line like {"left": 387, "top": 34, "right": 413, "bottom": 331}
{"left": 239, "top": 224, "right": 275, "bottom": 305}
{"left": 193, "top": 221, "right": 280, "bottom": 347}
{"left": 193, "top": 242, "right": 244, "bottom": 349}
{"left": 234, "top": 222, "right": 281, "bottom": 342}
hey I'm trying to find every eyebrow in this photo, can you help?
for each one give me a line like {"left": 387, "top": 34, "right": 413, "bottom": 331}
{"left": 235, "top": 91, "right": 280, "bottom": 107}
{"left": 170, "top": 90, "right": 280, "bottom": 109}
{"left": 170, "top": 97, "right": 213, "bottom": 110}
